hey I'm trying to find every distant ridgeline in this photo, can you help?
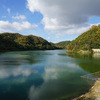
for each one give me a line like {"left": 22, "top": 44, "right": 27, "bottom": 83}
{"left": 0, "top": 33, "right": 59, "bottom": 51}
{"left": 55, "top": 41, "right": 71, "bottom": 49}
{"left": 67, "top": 25, "right": 100, "bottom": 51}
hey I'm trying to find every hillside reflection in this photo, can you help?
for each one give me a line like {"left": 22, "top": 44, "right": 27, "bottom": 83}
{"left": 0, "top": 51, "right": 45, "bottom": 68}
{"left": 66, "top": 52, "right": 100, "bottom": 73}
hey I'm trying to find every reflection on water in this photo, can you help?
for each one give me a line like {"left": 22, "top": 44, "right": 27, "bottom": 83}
{"left": 0, "top": 67, "right": 38, "bottom": 79}
{"left": 67, "top": 52, "right": 100, "bottom": 73}
{"left": 0, "top": 50, "right": 99, "bottom": 100}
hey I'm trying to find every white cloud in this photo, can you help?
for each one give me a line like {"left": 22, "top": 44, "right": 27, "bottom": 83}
{"left": 55, "top": 23, "right": 100, "bottom": 38}
{"left": 0, "top": 20, "right": 37, "bottom": 33}
{"left": 27, "top": 0, "right": 100, "bottom": 36}
{"left": 12, "top": 15, "right": 26, "bottom": 20}
{"left": 47, "top": 37, "right": 50, "bottom": 40}
{"left": 7, "top": 8, "right": 10, "bottom": 14}
{"left": 2, "top": 16, "right": 6, "bottom": 18}
{"left": 56, "top": 23, "right": 100, "bottom": 38}
{"left": 56, "top": 26, "right": 90, "bottom": 38}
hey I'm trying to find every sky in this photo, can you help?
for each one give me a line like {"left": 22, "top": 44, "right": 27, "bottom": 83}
{"left": 0, "top": 0, "right": 100, "bottom": 43}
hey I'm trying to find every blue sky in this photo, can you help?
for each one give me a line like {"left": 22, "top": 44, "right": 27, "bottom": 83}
{"left": 0, "top": 0, "right": 100, "bottom": 43}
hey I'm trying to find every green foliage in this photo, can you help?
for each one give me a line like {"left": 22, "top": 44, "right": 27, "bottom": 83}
{"left": 55, "top": 41, "right": 71, "bottom": 49}
{"left": 67, "top": 25, "right": 100, "bottom": 51}
{"left": 0, "top": 33, "right": 58, "bottom": 51}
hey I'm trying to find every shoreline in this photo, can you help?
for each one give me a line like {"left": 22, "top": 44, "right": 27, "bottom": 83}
{"left": 67, "top": 50, "right": 92, "bottom": 54}
{"left": 73, "top": 79, "right": 100, "bottom": 100}
{"left": 67, "top": 49, "right": 100, "bottom": 54}
{"left": 0, "top": 48, "right": 62, "bottom": 52}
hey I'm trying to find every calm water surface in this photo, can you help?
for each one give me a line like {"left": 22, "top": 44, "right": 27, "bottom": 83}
{"left": 0, "top": 50, "right": 100, "bottom": 100}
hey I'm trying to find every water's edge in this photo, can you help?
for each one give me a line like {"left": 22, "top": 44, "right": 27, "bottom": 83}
{"left": 73, "top": 79, "right": 100, "bottom": 100}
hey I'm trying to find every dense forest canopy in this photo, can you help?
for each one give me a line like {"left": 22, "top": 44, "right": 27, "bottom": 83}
{"left": 55, "top": 41, "right": 71, "bottom": 49}
{"left": 0, "top": 33, "right": 59, "bottom": 51}
{"left": 67, "top": 25, "right": 100, "bottom": 51}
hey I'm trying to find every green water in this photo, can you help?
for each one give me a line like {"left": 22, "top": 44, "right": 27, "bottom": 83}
{"left": 0, "top": 50, "right": 99, "bottom": 100}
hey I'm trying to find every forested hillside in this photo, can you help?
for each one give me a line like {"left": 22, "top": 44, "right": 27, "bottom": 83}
{"left": 0, "top": 33, "right": 58, "bottom": 51}
{"left": 55, "top": 41, "right": 71, "bottom": 49}
{"left": 67, "top": 25, "right": 100, "bottom": 51}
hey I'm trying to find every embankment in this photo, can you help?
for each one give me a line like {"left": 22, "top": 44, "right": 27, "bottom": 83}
{"left": 73, "top": 79, "right": 100, "bottom": 100}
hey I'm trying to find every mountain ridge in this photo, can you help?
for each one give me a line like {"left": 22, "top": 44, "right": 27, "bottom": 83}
{"left": 0, "top": 32, "right": 59, "bottom": 51}
{"left": 67, "top": 25, "right": 100, "bottom": 51}
{"left": 55, "top": 41, "right": 71, "bottom": 49}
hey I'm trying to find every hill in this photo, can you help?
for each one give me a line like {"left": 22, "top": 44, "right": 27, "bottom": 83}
{"left": 67, "top": 25, "right": 100, "bottom": 51}
{"left": 0, "top": 33, "right": 58, "bottom": 51}
{"left": 55, "top": 41, "right": 71, "bottom": 49}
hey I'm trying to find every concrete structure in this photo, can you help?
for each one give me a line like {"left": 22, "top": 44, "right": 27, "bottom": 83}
{"left": 92, "top": 49, "right": 100, "bottom": 53}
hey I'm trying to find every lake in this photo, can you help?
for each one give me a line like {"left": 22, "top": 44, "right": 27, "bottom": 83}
{"left": 0, "top": 50, "right": 100, "bottom": 100}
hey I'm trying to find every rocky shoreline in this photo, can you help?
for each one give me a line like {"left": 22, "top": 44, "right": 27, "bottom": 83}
{"left": 73, "top": 79, "right": 100, "bottom": 100}
{"left": 67, "top": 50, "right": 92, "bottom": 54}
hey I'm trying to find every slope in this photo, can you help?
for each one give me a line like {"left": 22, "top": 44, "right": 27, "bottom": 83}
{"left": 67, "top": 25, "right": 100, "bottom": 51}
{"left": 0, "top": 33, "right": 58, "bottom": 51}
